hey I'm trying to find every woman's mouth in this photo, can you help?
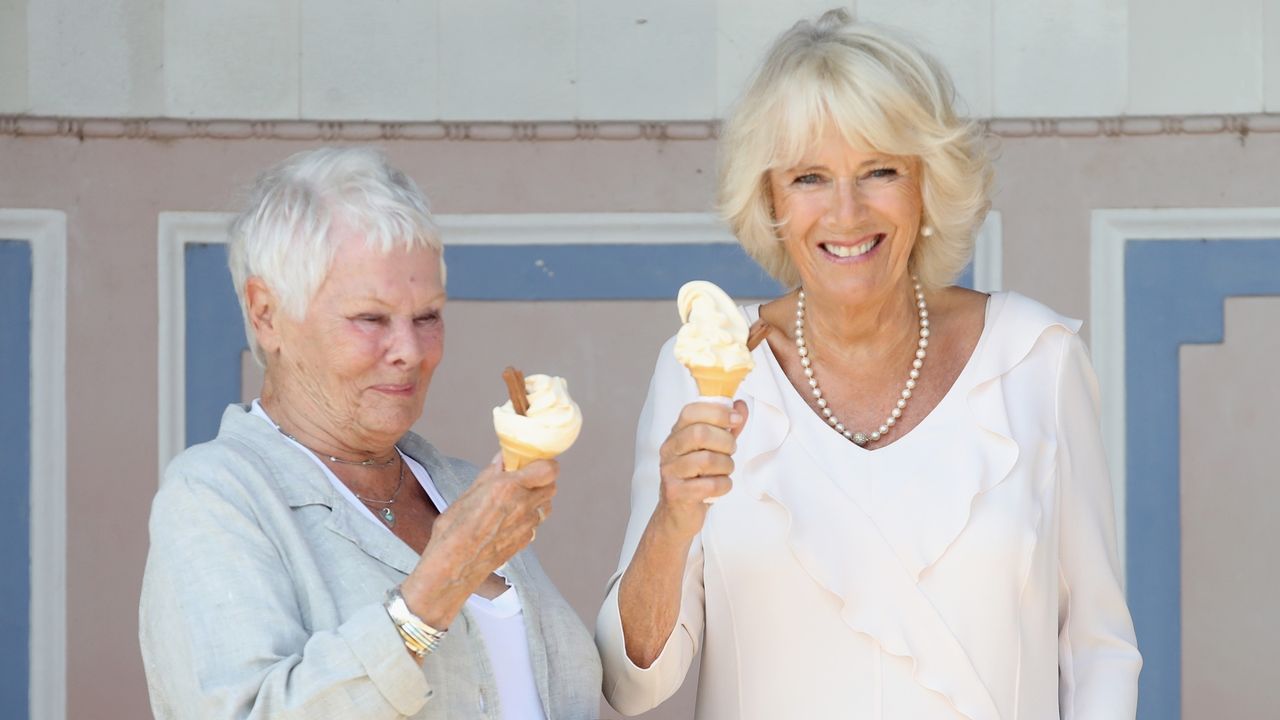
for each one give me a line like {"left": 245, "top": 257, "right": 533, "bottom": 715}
{"left": 820, "top": 234, "right": 884, "bottom": 261}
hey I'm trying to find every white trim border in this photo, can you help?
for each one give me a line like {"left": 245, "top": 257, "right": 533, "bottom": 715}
{"left": 436, "top": 212, "right": 736, "bottom": 246}
{"left": 157, "top": 212, "right": 235, "bottom": 479}
{"left": 1090, "top": 207, "right": 1280, "bottom": 570}
{"left": 0, "top": 210, "right": 67, "bottom": 720}
{"left": 973, "top": 211, "right": 1003, "bottom": 292}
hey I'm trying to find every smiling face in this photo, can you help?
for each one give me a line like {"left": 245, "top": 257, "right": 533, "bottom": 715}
{"left": 768, "top": 126, "right": 924, "bottom": 309}
{"left": 267, "top": 221, "right": 446, "bottom": 450}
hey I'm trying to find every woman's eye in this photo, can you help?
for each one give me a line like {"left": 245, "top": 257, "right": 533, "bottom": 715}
{"left": 355, "top": 315, "right": 387, "bottom": 325}
{"left": 866, "top": 167, "right": 899, "bottom": 180}
{"left": 793, "top": 173, "right": 823, "bottom": 185}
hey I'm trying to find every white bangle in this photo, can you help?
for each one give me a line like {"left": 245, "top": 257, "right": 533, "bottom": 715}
{"left": 384, "top": 586, "right": 448, "bottom": 658}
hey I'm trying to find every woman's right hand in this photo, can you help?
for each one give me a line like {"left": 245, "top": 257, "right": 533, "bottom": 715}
{"left": 401, "top": 457, "right": 557, "bottom": 627}
{"left": 652, "top": 399, "right": 748, "bottom": 541}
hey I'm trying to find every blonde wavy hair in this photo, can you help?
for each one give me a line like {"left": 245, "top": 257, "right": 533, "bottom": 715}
{"left": 718, "top": 9, "right": 992, "bottom": 291}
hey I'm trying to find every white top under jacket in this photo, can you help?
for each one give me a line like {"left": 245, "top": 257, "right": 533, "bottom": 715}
{"left": 596, "top": 291, "right": 1142, "bottom": 720}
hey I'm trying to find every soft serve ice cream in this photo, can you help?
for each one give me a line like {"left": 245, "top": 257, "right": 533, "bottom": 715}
{"left": 493, "top": 374, "right": 583, "bottom": 471}
{"left": 674, "top": 280, "right": 754, "bottom": 398}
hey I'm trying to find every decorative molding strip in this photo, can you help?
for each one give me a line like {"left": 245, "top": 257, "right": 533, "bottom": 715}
{"left": 0, "top": 210, "right": 67, "bottom": 720}
{"left": 5, "top": 114, "right": 1280, "bottom": 142}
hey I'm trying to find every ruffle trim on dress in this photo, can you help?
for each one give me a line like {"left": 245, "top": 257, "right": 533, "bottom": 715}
{"left": 731, "top": 292, "right": 1081, "bottom": 719}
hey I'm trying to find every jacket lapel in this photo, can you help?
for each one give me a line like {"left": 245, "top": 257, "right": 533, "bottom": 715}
{"left": 220, "top": 405, "right": 419, "bottom": 575}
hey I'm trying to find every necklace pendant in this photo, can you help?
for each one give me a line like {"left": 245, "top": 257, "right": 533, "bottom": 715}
{"left": 379, "top": 507, "right": 396, "bottom": 527}
{"left": 852, "top": 432, "right": 869, "bottom": 446}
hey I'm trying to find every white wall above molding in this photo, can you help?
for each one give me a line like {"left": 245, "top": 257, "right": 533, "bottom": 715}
{"left": 1089, "top": 207, "right": 1280, "bottom": 572}
{"left": 14, "top": 2, "right": 1280, "bottom": 121}
{"left": 1266, "top": 1, "right": 1280, "bottom": 112}
{"left": 300, "top": 0, "right": 439, "bottom": 121}
{"left": 164, "top": 0, "right": 299, "bottom": 119}
{"left": 1128, "top": 0, "right": 1262, "bottom": 115}
{"left": 578, "top": 2, "right": 717, "bottom": 120}
{"left": 27, "top": 0, "right": 164, "bottom": 117}
{"left": 993, "top": 0, "right": 1127, "bottom": 117}
{"left": 0, "top": 209, "right": 68, "bottom": 720}
{"left": 0, "top": 0, "right": 27, "bottom": 113}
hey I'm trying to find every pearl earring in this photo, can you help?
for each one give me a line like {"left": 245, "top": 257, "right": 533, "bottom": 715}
{"left": 921, "top": 225, "right": 935, "bottom": 237}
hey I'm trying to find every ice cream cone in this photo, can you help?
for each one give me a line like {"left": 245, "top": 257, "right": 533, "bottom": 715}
{"left": 498, "top": 435, "right": 557, "bottom": 471}
{"left": 689, "top": 364, "right": 751, "bottom": 398}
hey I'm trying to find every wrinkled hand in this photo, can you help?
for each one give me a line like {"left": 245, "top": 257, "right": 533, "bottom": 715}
{"left": 654, "top": 400, "right": 748, "bottom": 541}
{"left": 402, "top": 456, "right": 556, "bottom": 625}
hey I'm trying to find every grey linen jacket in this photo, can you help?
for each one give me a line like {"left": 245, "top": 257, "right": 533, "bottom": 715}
{"left": 140, "top": 404, "right": 602, "bottom": 719}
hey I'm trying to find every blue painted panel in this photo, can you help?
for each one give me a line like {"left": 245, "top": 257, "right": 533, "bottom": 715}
{"left": 957, "top": 260, "right": 974, "bottom": 290}
{"left": 185, "top": 244, "right": 247, "bottom": 447}
{"left": 444, "top": 243, "right": 784, "bottom": 300}
{"left": 1125, "top": 238, "right": 1280, "bottom": 720}
{"left": 0, "top": 240, "right": 31, "bottom": 718}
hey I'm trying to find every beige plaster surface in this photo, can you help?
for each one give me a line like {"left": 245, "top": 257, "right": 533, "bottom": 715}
{"left": 1, "top": 128, "right": 1278, "bottom": 717}
{"left": 1180, "top": 296, "right": 1280, "bottom": 717}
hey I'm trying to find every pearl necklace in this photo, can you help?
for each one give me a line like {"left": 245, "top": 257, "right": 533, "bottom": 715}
{"left": 794, "top": 280, "right": 930, "bottom": 446}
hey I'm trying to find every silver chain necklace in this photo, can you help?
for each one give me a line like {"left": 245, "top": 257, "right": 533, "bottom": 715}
{"left": 275, "top": 426, "right": 399, "bottom": 468}
{"left": 275, "top": 426, "right": 406, "bottom": 527}
{"left": 352, "top": 457, "right": 405, "bottom": 528}
{"left": 794, "top": 279, "right": 930, "bottom": 446}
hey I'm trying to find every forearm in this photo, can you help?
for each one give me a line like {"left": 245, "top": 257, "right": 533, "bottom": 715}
{"left": 400, "top": 548, "right": 477, "bottom": 630}
{"left": 616, "top": 509, "right": 697, "bottom": 668}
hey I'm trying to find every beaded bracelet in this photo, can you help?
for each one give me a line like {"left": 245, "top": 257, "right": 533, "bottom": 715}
{"left": 384, "top": 586, "right": 448, "bottom": 659}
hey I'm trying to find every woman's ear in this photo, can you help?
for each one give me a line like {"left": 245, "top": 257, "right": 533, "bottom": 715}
{"left": 763, "top": 176, "right": 784, "bottom": 239}
{"left": 245, "top": 277, "right": 282, "bottom": 356}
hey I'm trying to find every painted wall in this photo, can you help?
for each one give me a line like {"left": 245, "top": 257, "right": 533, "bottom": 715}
{"left": 1180, "top": 297, "right": 1280, "bottom": 718}
{"left": 3, "top": 0, "right": 1280, "bottom": 120}
{"left": 1, "top": 123, "right": 1278, "bottom": 717}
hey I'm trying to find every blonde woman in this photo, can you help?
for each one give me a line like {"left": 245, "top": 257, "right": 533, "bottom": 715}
{"left": 597, "top": 11, "right": 1140, "bottom": 719}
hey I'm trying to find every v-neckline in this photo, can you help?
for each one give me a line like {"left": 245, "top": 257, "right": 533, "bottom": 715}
{"left": 749, "top": 293, "right": 998, "bottom": 456}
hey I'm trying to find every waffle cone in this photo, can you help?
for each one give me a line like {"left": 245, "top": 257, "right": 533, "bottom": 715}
{"left": 687, "top": 365, "right": 751, "bottom": 398}
{"left": 497, "top": 435, "right": 558, "bottom": 471}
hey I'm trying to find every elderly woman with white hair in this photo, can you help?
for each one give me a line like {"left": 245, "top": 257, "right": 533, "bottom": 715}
{"left": 597, "top": 11, "right": 1141, "bottom": 719}
{"left": 139, "top": 147, "right": 600, "bottom": 719}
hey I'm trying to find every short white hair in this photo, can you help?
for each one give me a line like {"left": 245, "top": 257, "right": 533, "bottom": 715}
{"left": 719, "top": 9, "right": 992, "bottom": 290}
{"left": 227, "top": 146, "right": 444, "bottom": 365}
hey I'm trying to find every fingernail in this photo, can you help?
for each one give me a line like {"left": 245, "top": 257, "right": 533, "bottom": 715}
{"left": 729, "top": 412, "right": 743, "bottom": 424}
